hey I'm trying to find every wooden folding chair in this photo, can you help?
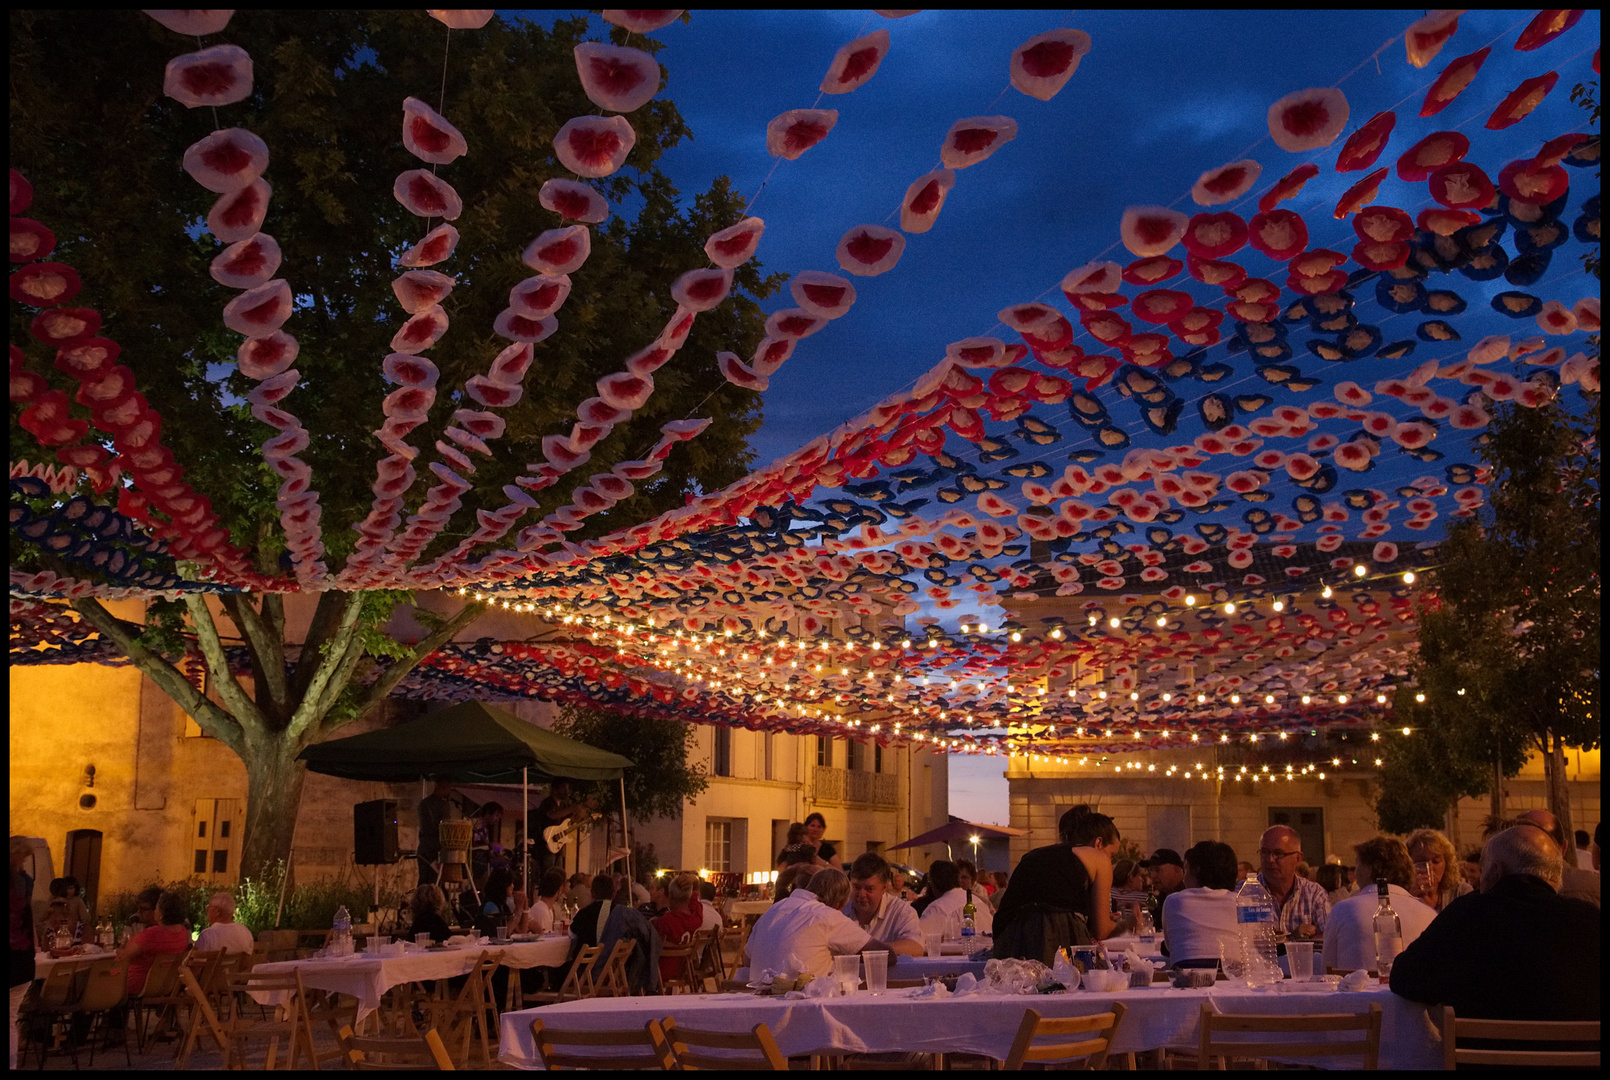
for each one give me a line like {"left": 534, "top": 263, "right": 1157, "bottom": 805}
{"left": 529, "top": 1016, "right": 675, "bottom": 1070}
{"left": 217, "top": 966, "right": 322, "bottom": 1070}
{"left": 339, "top": 1024, "right": 457, "bottom": 1070}
{"left": 256, "top": 928, "right": 299, "bottom": 962}
{"left": 692, "top": 928, "right": 727, "bottom": 989}
{"left": 1003, "top": 1004, "right": 1127, "bottom": 1070}
{"left": 1439, "top": 1006, "right": 1600, "bottom": 1069}
{"left": 1197, "top": 1001, "right": 1382, "bottom": 1070}
{"left": 17, "top": 957, "right": 83, "bottom": 1068}
{"left": 660, "top": 940, "right": 699, "bottom": 995}
{"left": 659, "top": 1017, "right": 788, "bottom": 1070}
{"left": 716, "top": 979, "right": 752, "bottom": 994}
{"left": 175, "top": 966, "right": 233, "bottom": 1070}
{"left": 596, "top": 938, "right": 638, "bottom": 997}
{"left": 72, "top": 956, "right": 132, "bottom": 1068}
{"left": 422, "top": 948, "right": 503, "bottom": 1068}
{"left": 525, "top": 944, "right": 602, "bottom": 1005}
{"left": 131, "top": 949, "right": 191, "bottom": 1051}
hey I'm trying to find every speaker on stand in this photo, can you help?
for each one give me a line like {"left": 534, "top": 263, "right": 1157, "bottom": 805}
{"left": 354, "top": 800, "right": 399, "bottom": 927}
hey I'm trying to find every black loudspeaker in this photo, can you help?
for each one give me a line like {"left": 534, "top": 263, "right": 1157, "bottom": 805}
{"left": 354, "top": 799, "right": 399, "bottom": 865}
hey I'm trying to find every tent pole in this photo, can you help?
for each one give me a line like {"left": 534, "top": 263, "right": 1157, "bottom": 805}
{"left": 620, "top": 776, "right": 632, "bottom": 888}
{"left": 523, "top": 766, "right": 530, "bottom": 895}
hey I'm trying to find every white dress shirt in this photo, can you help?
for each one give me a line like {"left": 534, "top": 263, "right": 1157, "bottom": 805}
{"left": 1323, "top": 883, "right": 1436, "bottom": 973}
{"left": 697, "top": 898, "right": 723, "bottom": 933}
{"left": 745, "top": 889, "right": 870, "bottom": 979}
{"left": 524, "top": 897, "right": 554, "bottom": 934}
{"left": 843, "top": 892, "right": 923, "bottom": 947}
{"left": 195, "top": 920, "right": 255, "bottom": 955}
{"left": 1161, "top": 887, "right": 1240, "bottom": 964}
{"left": 917, "top": 886, "right": 994, "bottom": 935}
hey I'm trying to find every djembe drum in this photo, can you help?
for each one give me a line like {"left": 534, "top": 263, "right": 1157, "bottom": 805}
{"left": 437, "top": 818, "right": 474, "bottom": 909}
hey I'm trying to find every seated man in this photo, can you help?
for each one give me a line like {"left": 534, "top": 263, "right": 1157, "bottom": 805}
{"left": 1516, "top": 809, "right": 1599, "bottom": 907}
{"left": 1161, "top": 840, "right": 1241, "bottom": 967}
{"left": 1390, "top": 823, "right": 1600, "bottom": 1022}
{"left": 1324, "top": 836, "right": 1436, "bottom": 973}
{"left": 745, "top": 868, "right": 895, "bottom": 979}
{"left": 844, "top": 853, "right": 924, "bottom": 956}
{"left": 195, "top": 891, "right": 255, "bottom": 955}
{"left": 569, "top": 874, "right": 617, "bottom": 952}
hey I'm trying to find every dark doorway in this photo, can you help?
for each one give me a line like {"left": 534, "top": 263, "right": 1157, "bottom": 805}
{"left": 65, "top": 829, "right": 103, "bottom": 914}
{"left": 1267, "top": 807, "right": 1325, "bottom": 865}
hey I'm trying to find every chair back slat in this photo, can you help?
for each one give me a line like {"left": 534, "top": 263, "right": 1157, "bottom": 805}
{"left": 530, "top": 1017, "right": 673, "bottom": 1070}
{"left": 1199, "top": 1002, "right": 1381, "bottom": 1070}
{"left": 660, "top": 1017, "right": 789, "bottom": 1070}
{"left": 1004, "top": 1005, "right": 1126, "bottom": 1070}
{"left": 140, "top": 948, "right": 190, "bottom": 997}
{"left": 36, "top": 961, "right": 80, "bottom": 1008}
{"left": 1441, "top": 1006, "right": 1601, "bottom": 1070}
{"left": 342, "top": 1025, "right": 458, "bottom": 1070}
{"left": 73, "top": 957, "right": 129, "bottom": 1012}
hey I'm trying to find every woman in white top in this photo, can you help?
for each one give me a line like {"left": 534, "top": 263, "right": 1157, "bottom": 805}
{"left": 1323, "top": 836, "right": 1437, "bottom": 974}
{"left": 1161, "top": 840, "right": 1242, "bottom": 967}
{"left": 914, "top": 861, "right": 994, "bottom": 936}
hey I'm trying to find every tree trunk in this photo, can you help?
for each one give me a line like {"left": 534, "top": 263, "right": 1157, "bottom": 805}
{"left": 1546, "top": 729, "right": 1576, "bottom": 863}
{"left": 1489, "top": 748, "right": 1505, "bottom": 822}
{"left": 240, "top": 736, "right": 310, "bottom": 884}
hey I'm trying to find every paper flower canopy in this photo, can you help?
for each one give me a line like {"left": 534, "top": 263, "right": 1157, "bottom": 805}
{"left": 601, "top": 9, "right": 682, "bottom": 33}
{"left": 237, "top": 331, "right": 297, "bottom": 380}
{"left": 1421, "top": 48, "right": 1489, "bottom": 117}
{"left": 182, "top": 128, "right": 269, "bottom": 193}
{"left": 1120, "top": 207, "right": 1188, "bottom": 258}
{"left": 398, "top": 224, "right": 460, "bottom": 267}
{"left": 1514, "top": 8, "right": 1584, "bottom": 51}
{"left": 210, "top": 233, "right": 281, "bottom": 288}
{"left": 836, "top": 224, "right": 906, "bottom": 276}
{"left": 790, "top": 271, "right": 857, "bottom": 319}
{"left": 1192, "top": 160, "right": 1261, "bottom": 206}
{"left": 493, "top": 310, "right": 558, "bottom": 344}
{"left": 718, "top": 352, "right": 768, "bottom": 391}
{"left": 820, "top": 28, "right": 890, "bottom": 95}
{"left": 940, "top": 116, "right": 1018, "bottom": 170}
{"left": 510, "top": 274, "right": 572, "bottom": 319}
{"left": 554, "top": 115, "right": 636, "bottom": 178}
{"left": 1396, "top": 130, "right": 1470, "bottom": 180}
{"left": 598, "top": 371, "right": 654, "bottom": 411}
{"left": 671, "top": 267, "right": 734, "bottom": 312}
{"left": 143, "top": 9, "right": 234, "bottom": 35}
{"left": 1009, "top": 28, "right": 1092, "bottom": 101}
{"left": 1404, "top": 9, "right": 1462, "bottom": 68}
{"left": 428, "top": 10, "right": 495, "bottom": 30}
{"left": 164, "top": 45, "right": 253, "bottom": 108}
{"left": 393, "top": 170, "right": 462, "bottom": 220}
{"left": 765, "top": 109, "right": 839, "bottom": 161}
{"left": 574, "top": 42, "right": 661, "bottom": 114}
{"left": 901, "top": 169, "right": 956, "bottom": 234}
{"left": 207, "top": 179, "right": 271, "bottom": 243}
{"left": 522, "top": 226, "right": 592, "bottom": 276}
{"left": 402, "top": 98, "right": 468, "bottom": 165}
{"left": 704, "top": 217, "right": 765, "bottom": 268}
{"left": 1267, "top": 87, "right": 1349, "bottom": 152}
{"left": 9, "top": 263, "right": 80, "bottom": 307}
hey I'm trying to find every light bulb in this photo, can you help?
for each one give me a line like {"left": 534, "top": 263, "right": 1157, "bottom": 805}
{"left": 1197, "top": 694, "right": 1206, "bottom": 703}
{"left": 1415, "top": 692, "right": 1425, "bottom": 702}
{"left": 1231, "top": 695, "right": 1241, "bottom": 704}
{"left": 1130, "top": 692, "right": 1139, "bottom": 700}
{"left": 1377, "top": 693, "right": 1387, "bottom": 703}
{"left": 1354, "top": 564, "right": 1368, "bottom": 577}
{"left": 1224, "top": 602, "right": 1235, "bottom": 614}
{"left": 1402, "top": 571, "right": 1415, "bottom": 584}
{"left": 1109, "top": 617, "right": 1121, "bottom": 628}
{"left": 1272, "top": 600, "right": 1284, "bottom": 612}
{"left": 1338, "top": 694, "right": 1348, "bottom": 704}
{"left": 1322, "top": 585, "right": 1333, "bottom": 598}
{"left": 1156, "top": 616, "right": 1167, "bottom": 627}
{"left": 1302, "top": 695, "right": 1311, "bottom": 704}
{"left": 1010, "top": 631, "right": 1021, "bottom": 642}
{"left": 1265, "top": 694, "right": 1274, "bottom": 703}
{"left": 1098, "top": 690, "right": 1108, "bottom": 699}
{"left": 1050, "top": 628, "right": 1063, "bottom": 639}
{"left": 1185, "top": 594, "right": 1196, "bottom": 606}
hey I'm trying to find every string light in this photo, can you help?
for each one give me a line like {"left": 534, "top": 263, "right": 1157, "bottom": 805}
{"left": 1402, "top": 572, "right": 1415, "bottom": 584}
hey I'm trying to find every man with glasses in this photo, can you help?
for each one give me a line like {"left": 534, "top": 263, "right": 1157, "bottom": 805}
{"left": 1257, "top": 826, "right": 1330, "bottom": 938}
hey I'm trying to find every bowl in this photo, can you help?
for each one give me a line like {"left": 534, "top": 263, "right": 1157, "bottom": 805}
{"left": 1082, "top": 969, "right": 1129, "bottom": 992}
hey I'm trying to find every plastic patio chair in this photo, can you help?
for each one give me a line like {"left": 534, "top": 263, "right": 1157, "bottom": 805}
{"left": 72, "top": 955, "right": 133, "bottom": 1067}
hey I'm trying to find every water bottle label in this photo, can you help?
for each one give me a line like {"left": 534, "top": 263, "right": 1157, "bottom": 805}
{"left": 1236, "top": 908, "right": 1274, "bottom": 923}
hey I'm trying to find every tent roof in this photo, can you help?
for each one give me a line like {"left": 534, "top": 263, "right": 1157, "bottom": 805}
{"left": 889, "top": 817, "right": 1026, "bottom": 850}
{"left": 297, "top": 700, "right": 633, "bottom": 783}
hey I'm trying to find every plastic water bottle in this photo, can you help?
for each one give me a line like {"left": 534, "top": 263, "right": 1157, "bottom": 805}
{"left": 333, "top": 904, "right": 352, "bottom": 956}
{"left": 1234, "top": 877, "right": 1281, "bottom": 984}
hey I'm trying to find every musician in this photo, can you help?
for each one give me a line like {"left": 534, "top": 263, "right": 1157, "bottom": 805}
{"left": 415, "top": 780, "right": 464, "bottom": 888}
{"left": 534, "top": 781, "right": 588, "bottom": 873}
{"left": 470, "top": 801, "right": 503, "bottom": 889}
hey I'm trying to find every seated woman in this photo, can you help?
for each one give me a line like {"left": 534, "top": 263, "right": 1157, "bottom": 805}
{"left": 1161, "top": 841, "right": 1241, "bottom": 968}
{"left": 1323, "top": 836, "right": 1437, "bottom": 973}
{"left": 914, "top": 860, "right": 994, "bottom": 936}
{"left": 1110, "top": 858, "right": 1150, "bottom": 926}
{"left": 652, "top": 872, "right": 704, "bottom": 983}
{"left": 403, "top": 884, "right": 453, "bottom": 944}
{"left": 478, "top": 868, "right": 515, "bottom": 935}
{"left": 118, "top": 891, "right": 190, "bottom": 994}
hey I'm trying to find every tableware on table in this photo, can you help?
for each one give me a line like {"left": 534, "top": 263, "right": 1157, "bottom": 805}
{"left": 1128, "top": 969, "right": 1153, "bottom": 988}
{"left": 864, "top": 950, "right": 888, "bottom": 994}
{"left": 1287, "top": 940, "right": 1315, "bottom": 981}
{"left": 833, "top": 953, "right": 861, "bottom": 995}
{"left": 416, "top": 933, "right": 432, "bottom": 947}
{"left": 1082, "top": 968, "right": 1128, "bottom": 992}
{"left": 1169, "top": 967, "right": 1217, "bottom": 989}
{"left": 1219, "top": 942, "right": 1250, "bottom": 986}
{"left": 496, "top": 925, "right": 511, "bottom": 942}
{"left": 924, "top": 932, "right": 942, "bottom": 959}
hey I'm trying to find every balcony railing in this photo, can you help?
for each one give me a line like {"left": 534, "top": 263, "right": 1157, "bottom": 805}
{"left": 811, "top": 766, "right": 899, "bottom": 808}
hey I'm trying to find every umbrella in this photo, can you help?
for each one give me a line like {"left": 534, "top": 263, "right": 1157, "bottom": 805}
{"left": 890, "top": 817, "right": 1026, "bottom": 860}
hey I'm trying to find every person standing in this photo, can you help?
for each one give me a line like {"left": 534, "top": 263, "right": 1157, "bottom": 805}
{"left": 991, "top": 805, "right": 1122, "bottom": 963}
{"left": 9, "top": 838, "right": 35, "bottom": 1071}
{"left": 415, "top": 781, "right": 461, "bottom": 888}
{"left": 195, "top": 892, "right": 255, "bottom": 954}
{"left": 1255, "top": 825, "right": 1330, "bottom": 937}
{"left": 534, "top": 782, "right": 588, "bottom": 876}
{"left": 803, "top": 813, "right": 842, "bottom": 869}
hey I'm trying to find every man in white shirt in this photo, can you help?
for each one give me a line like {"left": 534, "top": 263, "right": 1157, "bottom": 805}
{"left": 745, "top": 868, "right": 893, "bottom": 979}
{"left": 843, "top": 853, "right": 924, "bottom": 956}
{"left": 194, "top": 892, "right": 255, "bottom": 955}
{"left": 1323, "top": 836, "right": 1436, "bottom": 973}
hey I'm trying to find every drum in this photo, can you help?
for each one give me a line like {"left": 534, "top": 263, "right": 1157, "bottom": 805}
{"left": 438, "top": 819, "right": 472, "bottom": 882}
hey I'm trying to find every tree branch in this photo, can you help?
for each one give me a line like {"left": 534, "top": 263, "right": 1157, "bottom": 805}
{"left": 182, "top": 593, "right": 272, "bottom": 735}
{"left": 220, "top": 593, "right": 287, "bottom": 714}
{"left": 340, "top": 600, "right": 489, "bottom": 727}
{"left": 286, "top": 596, "right": 364, "bottom": 742}
{"left": 308, "top": 636, "right": 369, "bottom": 733}
{"left": 67, "top": 595, "right": 248, "bottom": 755}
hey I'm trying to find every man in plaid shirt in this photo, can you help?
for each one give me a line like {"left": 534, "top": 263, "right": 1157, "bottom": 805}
{"left": 1257, "top": 825, "right": 1331, "bottom": 937}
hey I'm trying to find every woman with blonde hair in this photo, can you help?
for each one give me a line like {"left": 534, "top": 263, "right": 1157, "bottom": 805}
{"left": 1405, "top": 828, "right": 1471, "bottom": 912}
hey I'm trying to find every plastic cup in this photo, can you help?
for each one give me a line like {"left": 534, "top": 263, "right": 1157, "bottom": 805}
{"left": 864, "top": 950, "right": 888, "bottom": 994}
{"left": 924, "top": 932, "right": 942, "bottom": 959}
{"left": 416, "top": 933, "right": 432, "bottom": 947}
{"left": 496, "top": 925, "right": 511, "bottom": 942}
{"left": 1287, "top": 940, "right": 1315, "bottom": 981}
{"left": 833, "top": 953, "right": 861, "bottom": 995}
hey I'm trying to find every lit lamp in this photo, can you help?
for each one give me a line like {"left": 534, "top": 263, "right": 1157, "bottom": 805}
{"left": 969, "top": 834, "right": 981, "bottom": 867}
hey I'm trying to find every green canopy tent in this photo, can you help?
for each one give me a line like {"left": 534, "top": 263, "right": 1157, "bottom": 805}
{"left": 298, "top": 700, "right": 635, "bottom": 893}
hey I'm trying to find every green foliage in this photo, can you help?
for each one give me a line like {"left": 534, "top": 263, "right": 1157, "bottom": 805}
{"left": 1568, "top": 80, "right": 1599, "bottom": 279}
{"left": 10, "top": 9, "right": 778, "bottom": 580}
{"left": 132, "top": 597, "right": 191, "bottom": 657}
{"left": 552, "top": 706, "right": 708, "bottom": 822}
{"left": 101, "top": 862, "right": 379, "bottom": 934}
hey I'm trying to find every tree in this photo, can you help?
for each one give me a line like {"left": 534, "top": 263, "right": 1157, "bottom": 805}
{"left": 551, "top": 707, "right": 710, "bottom": 850}
{"left": 10, "top": 10, "right": 777, "bottom": 879}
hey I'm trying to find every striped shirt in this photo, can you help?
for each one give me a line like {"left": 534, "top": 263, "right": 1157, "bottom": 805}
{"left": 1259, "top": 874, "right": 1331, "bottom": 934}
{"left": 1111, "top": 889, "right": 1151, "bottom": 911}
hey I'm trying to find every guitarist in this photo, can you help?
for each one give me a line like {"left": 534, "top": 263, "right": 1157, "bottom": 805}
{"left": 534, "top": 781, "right": 589, "bottom": 874}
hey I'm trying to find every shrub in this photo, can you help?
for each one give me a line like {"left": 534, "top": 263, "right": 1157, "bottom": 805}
{"left": 100, "top": 862, "right": 385, "bottom": 935}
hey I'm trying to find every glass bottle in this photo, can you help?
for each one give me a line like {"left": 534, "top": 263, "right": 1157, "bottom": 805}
{"left": 961, "top": 896, "right": 976, "bottom": 937}
{"left": 1372, "top": 880, "right": 1403, "bottom": 979}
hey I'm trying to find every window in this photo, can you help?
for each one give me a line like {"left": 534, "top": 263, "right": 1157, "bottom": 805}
{"left": 704, "top": 819, "right": 732, "bottom": 872}
{"left": 874, "top": 741, "right": 884, "bottom": 774}
{"left": 763, "top": 732, "right": 775, "bottom": 780}
{"left": 714, "top": 726, "right": 732, "bottom": 777}
{"left": 846, "top": 739, "right": 863, "bottom": 771}
{"left": 816, "top": 736, "right": 831, "bottom": 767}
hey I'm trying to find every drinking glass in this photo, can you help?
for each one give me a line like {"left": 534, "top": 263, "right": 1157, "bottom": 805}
{"left": 416, "top": 932, "right": 432, "bottom": 947}
{"left": 1287, "top": 940, "right": 1315, "bottom": 981}
{"left": 924, "top": 932, "right": 942, "bottom": 959}
{"left": 864, "top": 950, "right": 888, "bottom": 994}
{"left": 833, "top": 953, "right": 861, "bottom": 995}
{"left": 1218, "top": 942, "right": 1250, "bottom": 986}
{"left": 496, "top": 925, "right": 511, "bottom": 942}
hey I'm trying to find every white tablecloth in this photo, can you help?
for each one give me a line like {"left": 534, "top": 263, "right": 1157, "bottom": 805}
{"left": 499, "top": 982, "right": 1440, "bottom": 1069}
{"left": 32, "top": 949, "right": 109, "bottom": 980}
{"left": 736, "top": 954, "right": 989, "bottom": 983}
{"left": 252, "top": 936, "right": 570, "bottom": 1025}
{"left": 725, "top": 899, "right": 773, "bottom": 919}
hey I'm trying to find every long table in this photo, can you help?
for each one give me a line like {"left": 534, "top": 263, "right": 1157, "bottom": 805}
{"left": 499, "top": 982, "right": 1441, "bottom": 1069}
{"left": 252, "top": 936, "right": 571, "bottom": 1026}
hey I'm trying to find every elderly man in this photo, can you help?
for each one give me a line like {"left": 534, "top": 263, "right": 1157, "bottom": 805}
{"left": 1515, "top": 809, "right": 1599, "bottom": 907}
{"left": 745, "top": 868, "right": 896, "bottom": 979}
{"left": 1391, "top": 824, "right": 1599, "bottom": 1021}
{"left": 844, "top": 853, "right": 924, "bottom": 956}
{"left": 1256, "top": 825, "right": 1330, "bottom": 937}
{"left": 195, "top": 892, "right": 255, "bottom": 954}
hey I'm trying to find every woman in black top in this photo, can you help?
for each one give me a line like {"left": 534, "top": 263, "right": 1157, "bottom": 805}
{"left": 804, "top": 813, "right": 841, "bottom": 869}
{"left": 991, "top": 805, "right": 1120, "bottom": 964}
{"left": 404, "top": 884, "right": 452, "bottom": 944}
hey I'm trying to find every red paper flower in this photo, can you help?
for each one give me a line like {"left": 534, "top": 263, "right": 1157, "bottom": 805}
{"left": 9, "top": 218, "right": 54, "bottom": 263}
{"left": 145, "top": 10, "right": 234, "bottom": 34}
{"left": 1351, "top": 240, "right": 1410, "bottom": 272}
{"left": 1396, "top": 131, "right": 1469, "bottom": 180}
{"left": 598, "top": 370, "right": 654, "bottom": 411}
{"left": 765, "top": 108, "right": 838, "bottom": 160}
{"left": 1514, "top": 9, "right": 1584, "bottom": 51}
{"left": 222, "top": 278, "right": 292, "bottom": 336}
{"left": 1335, "top": 111, "right": 1397, "bottom": 171}
{"left": 574, "top": 42, "right": 661, "bottom": 113}
{"left": 1122, "top": 256, "right": 1184, "bottom": 285}
{"left": 900, "top": 169, "right": 956, "bottom": 234}
{"left": 704, "top": 216, "right": 765, "bottom": 268}
{"left": 522, "top": 225, "right": 591, "bottom": 275}
{"left": 1404, "top": 10, "right": 1462, "bottom": 68}
{"left": 210, "top": 233, "right": 281, "bottom": 288}
{"left": 509, "top": 274, "right": 571, "bottom": 318}
{"left": 1192, "top": 160, "right": 1262, "bottom": 206}
{"left": 1061, "top": 261, "right": 1123, "bottom": 296}
{"left": 1427, "top": 161, "right": 1494, "bottom": 209}
{"left": 765, "top": 308, "right": 826, "bottom": 340}
{"left": 553, "top": 115, "right": 636, "bottom": 178}
{"left": 1119, "top": 206, "right": 1188, "bottom": 257}
{"left": 1421, "top": 48, "right": 1490, "bottom": 117}
{"left": 382, "top": 353, "right": 439, "bottom": 389}
{"left": 718, "top": 352, "right": 768, "bottom": 391}
{"left": 402, "top": 97, "right": 468, "bottom": 165}
{"left": 671, "top": 267, "right": 734, "bottom": 312}
{"left": 182, "top": 127, "right": 269, "bottom": 194}
{"left": 465, "top": 375, "right": 521, "bottom": 408}
{"left": 208, "top": 179, "right": 271, "bottom": 243}
{"left": 1486, "top": 72, "right": 1559, "bottom": 130}
{"left": 836, "top": 224, "right": 905, "bottom": 276}
{"left": 1009, "top": 28, "right": 1091, "bottom": 101}
{"left": 820, "top": 29, "right": 890, "bottom": 95}
{"left": 492, "top": 309, "right": 557, "bottom": 344}
{"left": 1267, "top": 87, "right": 1349, "bottom": 152}
{"left": 790, "top": 271, "right": 857, "bottom": 319}
{"left": 940, "top": 117, "right": 1018, "bottom": 170}
{"left": 1496, "top": 158, "right": 1568, "bottom": 204}
{"left": 393, "top": 170, "right": 462, "bottom": 220}
{"left": 9, "top": 262, "right": 80, "bottom": 307}
{"left": 1333, "top": 167, "right": 1388, "bottom": 218}
{"left": 1130, "top": 289, "right": 1193, "bottom": 324}
{"left": 1181, "top": 212, "right": 1248, "bottom": 259}
{"left": 238, "top": 331, "right": 298, "bottom": 380}
{"left": 428, "top": 10, "right": 495, "bottom": 29}
{"left": 1258, "top": 163, "right": 1320, "bottom": 212}
{"left": 164, "top": 45, "right": 253, "bottom": 108}
{"left": 30, "top": 308, "right": 100, "bottom": 346}
{"left": 1415, "top": 208, "right": 1479, "bottom": 236}
{"left": 1186, "top": 255, "right": 1246, "bottom": 288}
{"left": 1247, "top": 209, "right": 1309, "bottom": 260}
{"left": 392, "top": 270, "right": 455, "bottom": 314}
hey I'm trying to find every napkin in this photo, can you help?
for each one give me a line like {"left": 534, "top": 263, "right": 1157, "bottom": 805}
{"left": 907, "top": 980, "right": 952, "bottom": 999}
{"left": 802, "top": 975, "right": 839, "bottom": 999}
{"left": 1122, "top": 949, "right": 1155, "bottom": 973}
{"left": 1337, "top": 969, "right": 1373, "bottom": 993}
